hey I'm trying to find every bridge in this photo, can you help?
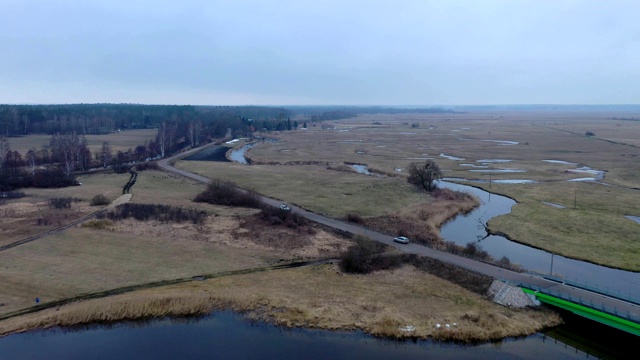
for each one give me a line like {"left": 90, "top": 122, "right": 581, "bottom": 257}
{"left": 160, "top": 143, "right": 640, "bottom": 336}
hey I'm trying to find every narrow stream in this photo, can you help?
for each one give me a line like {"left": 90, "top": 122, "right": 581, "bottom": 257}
{"left": 229, "top": 144, "right": 640, "bottom": 301}
{"left": 438, "top": 181, "right": 640, "bottom": 301}
{"left": 0, "top": 145, "right": 635, "bottom": 358}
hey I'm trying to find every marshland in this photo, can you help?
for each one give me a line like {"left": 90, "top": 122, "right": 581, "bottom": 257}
{"left": 0, "top": 107, "right": 638, "bottom": 359}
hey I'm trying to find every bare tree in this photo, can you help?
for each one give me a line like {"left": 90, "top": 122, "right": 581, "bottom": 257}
{"left": 0, "top": 136, "right": 9, "bottom": 171}
{"left": 50, "top": 132, "right": 87, "bottom": 176}
{"left": 407, "top": 160, "right": 442, "bottom": 192}
{"left": 26, "top": 148, "right": 38, "bottom": 176}
{"left": 193, "top": 120, "right": 203, "bottom": 146}
{"left": 157, "top": 121, "right": 168, "bottom": 158}
{"left": 77, "top": 135, "right": 91, "bottom": 170}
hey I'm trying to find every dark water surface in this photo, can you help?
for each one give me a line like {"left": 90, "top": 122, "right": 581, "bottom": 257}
{"left": 1, "top": 147, "right": 633, "bottom": 358}
{"left": 439, "top": 181, "right": 640, "bottom": 302}
{"left": 0, "top": 312, "right": 590, "bottom": 360}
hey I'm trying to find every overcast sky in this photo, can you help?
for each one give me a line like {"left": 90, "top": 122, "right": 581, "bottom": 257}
{"left": 1, "top": 0, "right": 638, "bottom": 105}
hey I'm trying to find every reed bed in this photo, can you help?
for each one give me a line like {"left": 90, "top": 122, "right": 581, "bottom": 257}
{"left": 1, "top": 264, "right": 562, "bottom": 342}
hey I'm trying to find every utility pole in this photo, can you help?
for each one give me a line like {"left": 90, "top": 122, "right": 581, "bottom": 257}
{"left": 574, "top": 190, "right": 577, "bottom": 209}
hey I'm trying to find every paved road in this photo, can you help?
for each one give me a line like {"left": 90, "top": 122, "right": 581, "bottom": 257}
{"left": 159, "top": 144, "right": 640, "bottom": 324}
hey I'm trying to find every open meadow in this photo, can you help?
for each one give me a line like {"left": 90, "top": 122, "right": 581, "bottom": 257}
{"left": 6, "top": 129, "right": 157, "bottom": 156}
{"left": 181, "top": 110, "right": 640, "bottom": 270}
{"left": 0, "top": 119, "right": 565, "bottom": 341}
{"left": 0, "top": 263, "right": 561, "bottom": 342}
{"left": 2, "top": 108, "right": 637, "bottom": 341}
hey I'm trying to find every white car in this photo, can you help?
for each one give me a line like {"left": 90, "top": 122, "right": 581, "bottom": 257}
{"left": 279, "top": 204, "right": 291, "bottom": 211}
{"left": 394, "top": 236, "right": 409, "bottom": 244}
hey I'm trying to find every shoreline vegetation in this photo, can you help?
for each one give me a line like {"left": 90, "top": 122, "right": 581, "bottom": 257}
{"left": 0, "top": 172, "right": 562, "bottom": 342}
{"left": 0, "top": 179, "right": 560, "bottom": 342}
{"left": 14, "top": 114, "right": 630, "bottom": 342}
{"left": 0, "top": 263, "right": 561, "bottom": 342}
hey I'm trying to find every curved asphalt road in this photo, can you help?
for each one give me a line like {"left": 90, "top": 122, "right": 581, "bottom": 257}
{"left": 159, "top": 143, "right": 640, "bottom": 325}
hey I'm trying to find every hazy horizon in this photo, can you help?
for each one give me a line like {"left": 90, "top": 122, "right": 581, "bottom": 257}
{"left": 2, "top": 1, "right": 639, "bottom": 106}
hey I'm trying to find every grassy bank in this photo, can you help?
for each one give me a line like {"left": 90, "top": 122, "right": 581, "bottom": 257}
{"left": 209, "top": 115, "right": 640, "bottom": 271}
{"left": 176, "top": 161, "right": 425, "bottom": 218}
{"left": 0, "top": 263, "right": 561, "bottom": 342}
{"left": 482, "top": 181, "right": 640, "bottom": 271}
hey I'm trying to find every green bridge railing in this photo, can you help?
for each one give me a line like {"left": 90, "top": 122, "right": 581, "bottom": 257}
{"left": 521, "top": 288, "right": 640, "bottom": 336}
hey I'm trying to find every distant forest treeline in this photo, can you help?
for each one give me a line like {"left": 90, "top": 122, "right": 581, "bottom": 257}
{"left": 0, "top": 104, "right": 297, "bottom": 191}
{"left": 291, "top": 106, "right": 459, "bottom": 122}
{"left": 0, "top": 103, "right": 457, "bottom": 191}
{"left": 0, "top": 104, "right": 461, "bottom": 136}
{"left": 0, "top": 104, "right": 293, "bottom": 136}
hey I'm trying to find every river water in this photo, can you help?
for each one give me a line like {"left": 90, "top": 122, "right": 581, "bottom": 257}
{"left": 1, "top": 145, "right": 636, "bottom": 358}
{"left": 0, "top": 312, "right": 606, "bottom": 360}
{"left": 439, "top": 181, "right": 640, "bottom": 302}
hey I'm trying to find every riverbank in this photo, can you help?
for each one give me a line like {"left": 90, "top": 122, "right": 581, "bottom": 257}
{"left": 0, "top": 263, "right": 561, "bottom": 342}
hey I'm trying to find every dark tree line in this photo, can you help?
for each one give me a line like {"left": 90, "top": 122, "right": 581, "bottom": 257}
{"left": 99, "top": 203, "right": 207, "bottom": 225}
{"left": 0, "top": 104, "right": 292, "bottom": 136}
{"left": 0, "top": 104, "right": 303, "bottom": 191}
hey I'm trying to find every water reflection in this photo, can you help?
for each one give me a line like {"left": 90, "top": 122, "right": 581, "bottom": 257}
{"left": 439, "top": 181, "right": 640, "bottom": 301}
{"left": 0, "top": 312, "right": 590, "bottom": 360}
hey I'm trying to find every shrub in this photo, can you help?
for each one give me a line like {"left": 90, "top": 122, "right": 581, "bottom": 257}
{"left": 193, "top": 180, "right": 261, "bottom": 208}
{"left": 345, "top": 212, "right": 364, "bottom": 224}
{"left": 99, "top": 203, "right": 207, "bottom": 225}
{"left": 136, "top": 162, "right": 160, "bottom": 171}
{"left": 585, "top": 131, "right": 595, "bottom": 137}
{"left": 339, "top": 235, "right": 402, "bottom": 274}
{"left": 82, "top": 219, "right": 114, "bottom": 230}
{"left": 260, "top": 205, "right": 308, "bottom": 229}
{"left": 498, "top": 256, "right": 511, "bottom": 267}
{"left": 90, "top": 194, "right": 111, "bottom": 206}
{"left": 48, "top": 197, "right": 74, "bottom": 209}
{"left": 32, "top": 168, "right": 78, "bottom": 188}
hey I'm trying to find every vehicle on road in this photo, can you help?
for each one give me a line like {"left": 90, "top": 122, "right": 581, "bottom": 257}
{"left": 394, "top": 236, "right": 409, "bottom": 244}
{"left": 279, "top": 204, "right": 291, "bottom": 211}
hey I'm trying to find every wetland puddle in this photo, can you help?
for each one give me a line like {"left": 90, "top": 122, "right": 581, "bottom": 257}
{"left": 543, "top": 202, "right": 566, "bottom": 209}
{"left": 439, "top": 153, "right": 465, "bottom": 161}
{"left": 625, "top": 215, "right": 640, "bottom": 224}
{"left": 439, "top": 181, "right": 640, "bottom": 300}
{"left": 224, "top": 148, "right": 639, "bottom": 300}
{"left": 3, "top": 147, "right": 636, "bottom": 359}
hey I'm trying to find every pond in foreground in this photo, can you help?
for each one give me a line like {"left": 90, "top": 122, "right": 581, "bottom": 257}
{"left": 0, "top": 311, "right": 611, "bottom": 360}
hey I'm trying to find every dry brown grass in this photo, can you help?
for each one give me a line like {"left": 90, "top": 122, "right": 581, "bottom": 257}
{"left": 0, "top": 264, "right": 561, "bottom": 342}
{"left": 0, "top": 180, "right": 350, "bottom": 318}
{"left": 0, "top": 225, "right": 269, "bottom": 316}
{"left": 0, "top": 200, "right": 96, "bottom": 247}
{"left": 205, "top": 112, "right": 640, "bottom": 270}
{"left": 7, "top": 129, "right": 157, "bottom": 156}
{"left": 363, "top": 190, "right": 479, "bottom": 247}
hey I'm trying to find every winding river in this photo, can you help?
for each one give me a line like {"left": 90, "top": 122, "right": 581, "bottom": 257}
{"left": 439, "top": 181, "right": 640, "bottom": 302}
{"left": 0, "top": 144, "right": 636, "bottom": 358}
